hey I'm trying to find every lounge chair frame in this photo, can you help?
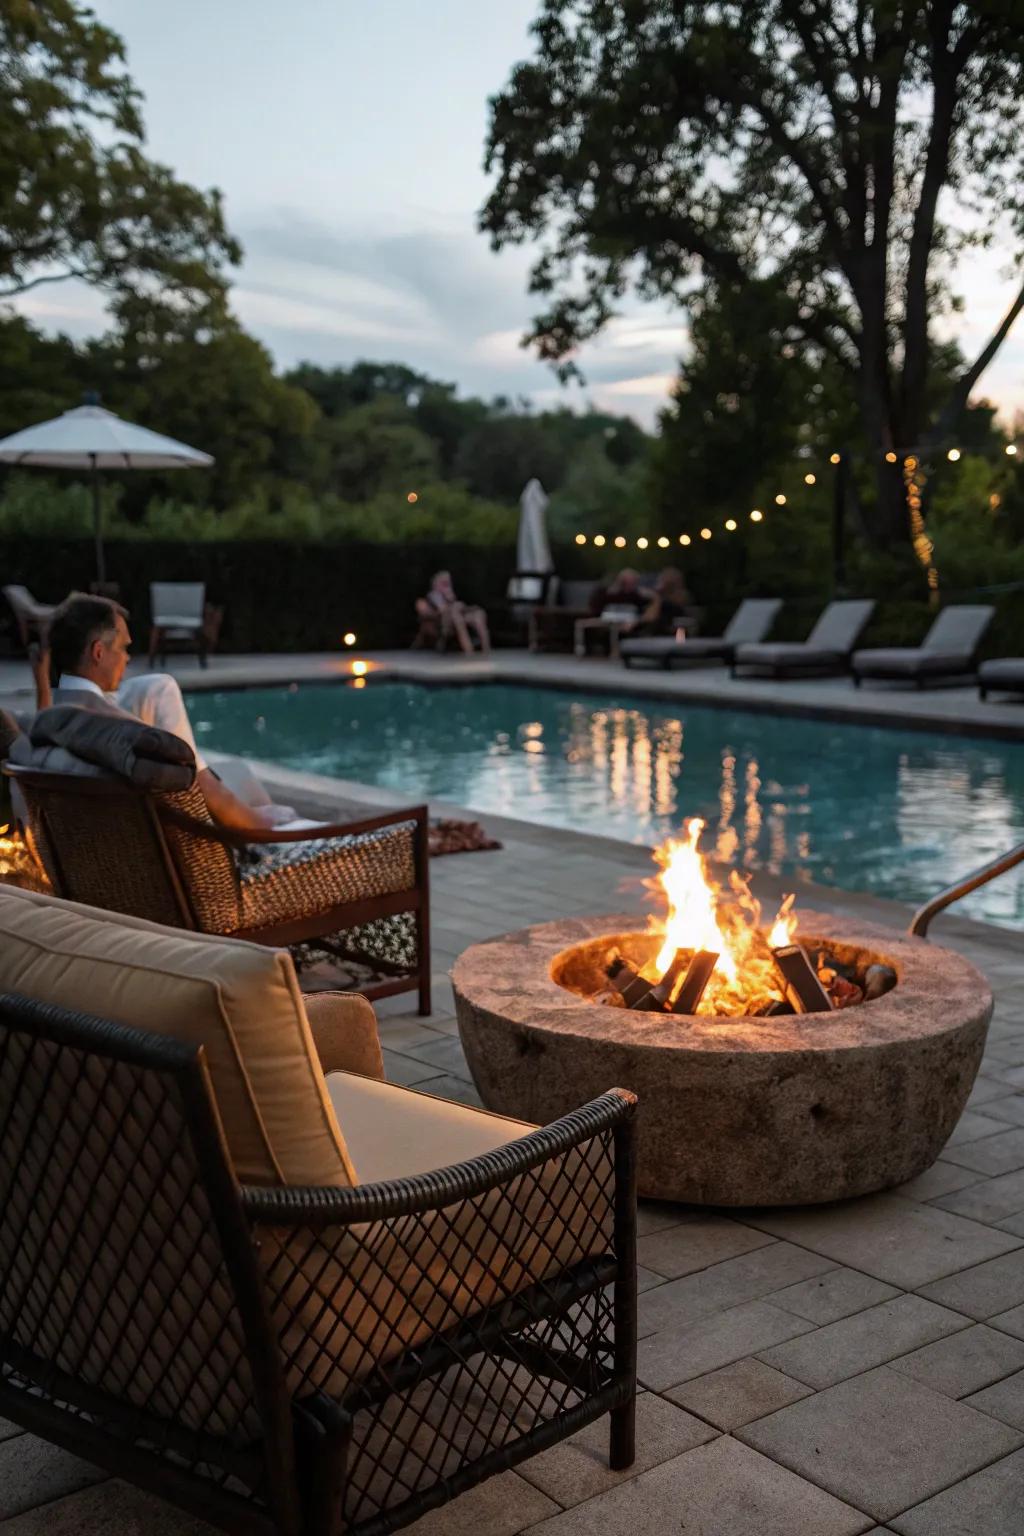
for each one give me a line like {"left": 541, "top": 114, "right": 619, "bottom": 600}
{"left": 4, "top": 766, "right": 432, "bottom": 1014}
{"left": 0, "top": 992, "right": 638, "bottom": 1536}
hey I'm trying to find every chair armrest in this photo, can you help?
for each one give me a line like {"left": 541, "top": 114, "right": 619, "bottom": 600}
{"left": 304, "top": 991, "right": 384, "bottom": 1079}
{"left": 160, "top": 802, "right": 428, "bottom": 849}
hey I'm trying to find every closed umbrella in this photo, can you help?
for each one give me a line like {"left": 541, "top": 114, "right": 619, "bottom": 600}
{"left": 517, "top": 478, "right": 553, "bottom": 576}
{"left": 0, "top": 399, "right": 213, "bottom": 583}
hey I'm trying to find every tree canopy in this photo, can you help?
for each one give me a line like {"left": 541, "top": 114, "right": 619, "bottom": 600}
{"left": 0, "top": 0, "right": 239, "bottom": 306}
{"left": 481, "top": 0, "right": 1024, "bottom": 549}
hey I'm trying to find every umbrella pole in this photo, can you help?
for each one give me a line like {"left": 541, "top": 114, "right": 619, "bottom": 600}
{"left": 91, "top": 454, "right": 105, "bottom": 586}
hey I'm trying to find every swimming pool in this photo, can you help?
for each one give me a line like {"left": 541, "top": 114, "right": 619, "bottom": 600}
{"left": 190, "top": 680, "right": 1024, "bottom": 927}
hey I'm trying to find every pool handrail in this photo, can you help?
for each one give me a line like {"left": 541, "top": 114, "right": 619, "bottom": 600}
{"left": 909, "top": 840, "right": 1024, "bottom": 938}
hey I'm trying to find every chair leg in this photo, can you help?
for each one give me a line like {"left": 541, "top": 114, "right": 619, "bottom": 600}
{"left": 609, "top": 1397, "right": 636, "bottom": 1471}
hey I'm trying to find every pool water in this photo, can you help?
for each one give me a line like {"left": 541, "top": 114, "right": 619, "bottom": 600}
{"left": 191, "top": 681, "right": 1024, "bottom": 928}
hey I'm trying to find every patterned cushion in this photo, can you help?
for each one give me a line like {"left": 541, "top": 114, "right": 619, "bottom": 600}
{"left": 240, "top": 822, "right": 417, "bottom": 930}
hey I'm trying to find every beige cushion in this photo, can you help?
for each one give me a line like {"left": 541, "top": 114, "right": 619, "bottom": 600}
{"left": 327, "top": 1072, "right": 537, "bottom": 1183}
{"left": 0, "top": 884, "right": 354, "bottom": 1188}
{"left": 267, "top": 1075, "right": 614, "bottom": 1399}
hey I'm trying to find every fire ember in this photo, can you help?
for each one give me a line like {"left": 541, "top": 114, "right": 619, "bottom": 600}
{"left": 590, "top": 818, "right": 895, "bottom": 1018}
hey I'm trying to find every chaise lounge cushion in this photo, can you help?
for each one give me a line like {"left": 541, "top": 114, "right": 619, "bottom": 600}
{"left": 733, "top": 641, "right": 846, "bottom": 670}
{"left": 979, "top": 658, "right": 1024, "bottom": 694}
{"left": 851, "top": 647, "right": 974, "bottom": 678}
{"left": 0, "top": 884, "right": 355, "bottom": 1187}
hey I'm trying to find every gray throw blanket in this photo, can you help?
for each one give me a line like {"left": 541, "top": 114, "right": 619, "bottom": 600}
{"left": 9, "top": 704, "right": 196, "bottom": 792}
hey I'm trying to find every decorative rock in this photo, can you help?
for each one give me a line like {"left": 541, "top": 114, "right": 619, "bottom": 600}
{"left": 452, "top": 910, "right": 992, "bottom": 1207}
{"left": 864, "top": 963, "right": 898, "bottom": 1000}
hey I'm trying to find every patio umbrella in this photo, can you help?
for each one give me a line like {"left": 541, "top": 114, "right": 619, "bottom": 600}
{"left": 0, "top": 400, "right": 213, "bottom": 584}
{"left": 517, "top": 478, "right": 554, "bottom": 577}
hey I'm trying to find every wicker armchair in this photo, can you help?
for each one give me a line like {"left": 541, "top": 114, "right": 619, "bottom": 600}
{"left": 0, "top": 921, "right": 638, "bottom": 1536}
{"left": 4, "top": 764, "right": 432, "bottom": 1013}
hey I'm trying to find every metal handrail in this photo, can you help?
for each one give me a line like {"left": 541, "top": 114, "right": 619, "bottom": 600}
{"left": 909, "top": 841, "right": 1024, "bottom": 938}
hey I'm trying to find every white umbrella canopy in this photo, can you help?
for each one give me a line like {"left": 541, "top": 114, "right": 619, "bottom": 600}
{"left": 0, "top": 401, "right": 213, "bottom": 582}
{"left": 516, "top": 478, "right": 554, "bottom": 578}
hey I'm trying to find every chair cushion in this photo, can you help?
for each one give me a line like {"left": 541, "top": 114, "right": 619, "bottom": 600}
{"left": 852, "top": 648, "right": 973, "bottom": 677}
{"left": 239, "top": 822, "right": 417, "bottom": 930}
{"left": 979, "top": 658, "right": 1024, "bottom": 686}
{"left": 734, "top": 642, "right": 843, "bottom": 668}
{"left": 0, "top": 884, "right": 354, "bottom": 1188}
{"left": 265, "top": 1075, "right": 614, "bottom": 1400}
{"left": 18, "top": 705, "right": 196, "bottom": 792}
{"left": 620, "top": 636, "right": 728, "bottom": 660}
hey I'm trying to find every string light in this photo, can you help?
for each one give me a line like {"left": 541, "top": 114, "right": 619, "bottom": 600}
{"left": 614, "top": 535, "right": 626, "bottom": 548}
{"left": 804, "top": 473, "right": 816, "bottom": 485}
{"left": 637, "top": 536, "right": 649, "bottom": 549}
{"left": 885, "top": 451, "right": 897, "bottom": 463}
{"left": 947, "top": 448, "right": 961, "bottom": 462}
{"left": 657, "top": 535, "right": 670, "bottom": 548}
{"left": 1007, "top": 444, "right": 1018, "bottom": 457}
{"left": 343, "top": 632, "right": 356, "bottom": 646}
{"left": 750, "top": 509, "right": 763, "bottom": 522}
{"left": 407, "top": 491, "right": 418, "bottom": 503}
{"left": 725, "top": 518, "right": 737, "bottom": 531}
{"left": 830, "top": 452, "right": 841, "bottom": 464}
{"left": 700, "top": 527, "right": 712, "bottom": 540}
{"left": 575, "top": 533, "right": 587, "bottom": 545}
{"left": 352, "top": 660, "right": 368, "bottom": 677}
{"left": 775, "top": 494, "right": 787, "bottom": 505}
{"left": 905, "top": 456, "right": 918, "bottom": 470}
{"left": 679, "top": 533, "right": 691, "bottom": 546}
{"left": 594, "top": 533, "right": 606, "bottom": 547}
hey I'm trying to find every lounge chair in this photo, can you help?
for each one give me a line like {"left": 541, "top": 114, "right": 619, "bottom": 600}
{"left": 979, "top": 658, "right": 1024, "bottom": 701}
{"left": 0, "top": 883, "right": 637, "bottom": 1536}
{"left": 2, "top": 584, "right": 57, "bottom": 649}
{"left": 149, "top": 581, "right": 221, "bottom": 668}
{"left": 621, "top": 597, "right": 782, "bottom": 669}
{"left": 852, "top": 604, "right": 995, "bottom": 689}
{"left": 731, "top": 599, "right": 876, "bottom": 679}
{"left": 5, "top": 761, "right": 433, "bottom": 1014}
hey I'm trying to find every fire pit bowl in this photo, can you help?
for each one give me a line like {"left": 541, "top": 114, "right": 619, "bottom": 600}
{"left": 452, "top": 910, "right": 992, "bottom": 1206}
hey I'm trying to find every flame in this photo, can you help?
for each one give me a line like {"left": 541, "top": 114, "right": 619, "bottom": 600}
{"left": 647, "top": 817, "right": 797, "bottom": 1015}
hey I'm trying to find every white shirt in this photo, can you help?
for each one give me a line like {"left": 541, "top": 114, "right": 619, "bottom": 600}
{"left": 57, "top": 671, "right": 207, "bottom": 772}
{"left": 57, "top": 675, "right": 108, "bottom": 700}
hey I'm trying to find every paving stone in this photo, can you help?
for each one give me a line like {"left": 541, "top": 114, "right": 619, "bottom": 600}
{"left": 918, "top": 1248, "right": 1024, "bottom": 1319}
{"left": 0, "top": 1417, "right": 23, "bottom": 1444}
{"left": 990, "top": 1302, "right": 1024, "bottom": 1340}
{"left": 635, "top": 1202, "right": 697, "bottom": 1237}
{"left": 936, "top": 1169, "right": 1024, "bottom": 1223}
{"left": 636, "top": 1215, "right": 775, "bottom": 1280}
{"left": 994, "top": 1065, "right": 1024, "bottom": 1089}
{"left": 945, "top": 1111, "right": 1016, "bottom": 1147}
{"left": 966, "top": 1076, "right": 1017, "bottom": 1108}
{"left": 517, "top": 1391, "right": 716, "bottom": 1507}
{"left": 637, "top": 1301, "right": 815, "bottom": 1391}
{"left": 637, "top": 1242, "right": 832, "bottom": 1336}
{"left": 943, "top": 1126, "right": 1024, "bottom": 1177}
{"left": 738, "top": 1365, "right": 1023, "bottom": 1523}
{"left": 768, "top": 1266, "right": 900, "bottom": 1324}
{"left": 410, "top": 1073, "right": 483, "bottom": 1107}
{"left": 889, "top": 1324, "right": 1024, "bottom": 1399}
{"left": 635, "top": 1265, "right": 665, "bottom": 1293}
{"left": 0, "top": 1435, "right": 107, "bottom": 1520}
{"left": 744, "top": 1193, "right": 1022, "bottom": 1288}
{"left": 395, "top": 1033, "right": 470, "bottom": 1073}
{"left": 402, "top": 1468, "right": 558, "bottom": 1535}
{"left": 996, "top": 1210, "right": 1024, "bottom": 1238}
{"left": 889, "top": 1447, "right": 1024, "bottom": 1535}
{"left": 664, "top": 1357, "right": 813, "bottom": 1431}
{"left": 983, "top": 1094, "right": 1024, "bottom": 1127}
{"left": 381, "top": 1048, "right": 445, "bottom": 1087}
{"left": 964, "top": 1368, "right": 1024, "bottom": 1430}
{"left": 894, "top": 1161, "right": 985, "bottom": 1202}
{"left": 0, "top": 1479, "right": 217, "bottom": 1534}
{"left": 757, "top": 1294, "right": 967, "bottom": 1389}
{"left": 524, "top": 1435, "right": 870, "bottom": 1535}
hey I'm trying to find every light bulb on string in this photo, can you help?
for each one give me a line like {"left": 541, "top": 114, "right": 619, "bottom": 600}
{"left": 614, "top": 535, "right": 626, "bottom": 548}
{"left": 947, "top": 448, "right": 961, "bottom": 462}
{"left": 575, "top": 533, "right": 587, "bottom": 545}
{"left": 750, "top": 509, "right": 763, "bottom": 522}
{"left": 594, "top": 534, "right": 606, "bottom": 547}
{"left": 657, "top": 535, "right": 670, "bottom": 548}
{"left": 775, "top": 494, "right": 786, "bottom": 505}
{"left": 1007, "top": 444, "right": 1018, "bottom": 457}
{"left": 885, "top": 451, "right": 897, "bottom": 463}
{"left": 679, "top": 533, "right": 691, "bottom": 546}
{"left": 700, "top": 527, "right": 712, "bottom": 540}
{"left": 725, "top": 518, "right": 737, "bottom": 531}
{"left": 804, "top": 473, "right": 816, "bottom": 485}
{"left": 830, "top": 452, "right": 841, "bottom": 464}
{"left": 637, "top": 536, "right": 649, "bottom": 549}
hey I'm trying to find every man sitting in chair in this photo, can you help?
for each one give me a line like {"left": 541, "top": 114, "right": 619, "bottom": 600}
{"left": 30, "top": 593, "right": 296, "bottom": 832}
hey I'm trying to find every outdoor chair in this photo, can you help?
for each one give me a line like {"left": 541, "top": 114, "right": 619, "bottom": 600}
{"left": 2, "top": 584, "right": 57, "bottom": 650}
{"left": 528, "top": 579, "right": 601, "bottom": 652}
{"left": 979, "top": 657, "right": 1024, "bottom": 701}
{"left": 621, "top": 597, "right": 783, "bottom": 669}
{"left": 731, "top": 599, "right": 876, "bottom": 679}
{"left": 852, "top": 604, "right": 995, "bottom": 688}
{"left": 0, "top": 883, "right": 638, "bottom": 1536}
{"left": 4, "top": 763, "right": 432, "bottom": 1014}
{"left": 149, "top": 581, "right": 222, "bottom": 668}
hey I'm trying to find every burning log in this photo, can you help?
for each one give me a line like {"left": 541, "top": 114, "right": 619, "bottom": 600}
{"left": 671, "top": 950, "right": 720, "bottom": 1015}
{"left": 772, "top": 943, "right": 833, "bottom": 1014}
{"left": 639, "top": 949, "right": 691, "bottom": 1012}
{"left": 605, "top": 955, "right": 657, "bottom": 1009}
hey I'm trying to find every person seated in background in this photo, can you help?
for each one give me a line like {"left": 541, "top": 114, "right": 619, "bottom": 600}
{"left": 425, "top": 570, "right": 491, "bottom": 654}
{"left": 639, "top": 567, "right": 696, "bottom": 636}
{"left": 27, "top": 593, "right": 299, "bottom": 831}
{"left": 589, "top": 567, "right": 652, "bottom": 620}
{"left": 575, "top": 568, "right": 653, "bottom": 656}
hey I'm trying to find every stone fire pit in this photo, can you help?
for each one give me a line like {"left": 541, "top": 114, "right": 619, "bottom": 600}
{"left": 452, "top": 911, "right": 993, "bottom": 1206}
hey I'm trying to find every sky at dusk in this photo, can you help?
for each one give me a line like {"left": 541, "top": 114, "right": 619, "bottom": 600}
{"left": 14, "top": 0, "right": 1024, "bottom": 428}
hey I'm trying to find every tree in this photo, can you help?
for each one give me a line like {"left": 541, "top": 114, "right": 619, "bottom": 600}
{"left": 0, "top": 0, "right": 239, "bottom": 306}
{"left": 481, "top": 1, "right": 1024, "bottom": 550}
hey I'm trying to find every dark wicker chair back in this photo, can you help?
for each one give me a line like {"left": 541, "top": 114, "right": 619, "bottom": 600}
{"left": 0, "top": 993, "right": 298, "bottom": 1536}
{"left": 0, "top": 987, "right": 638, "bottom": 1536}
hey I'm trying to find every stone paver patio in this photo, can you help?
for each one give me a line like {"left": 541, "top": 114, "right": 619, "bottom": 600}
{"left": 1, "top": 648, "right": 1023, "bottom": 1532}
